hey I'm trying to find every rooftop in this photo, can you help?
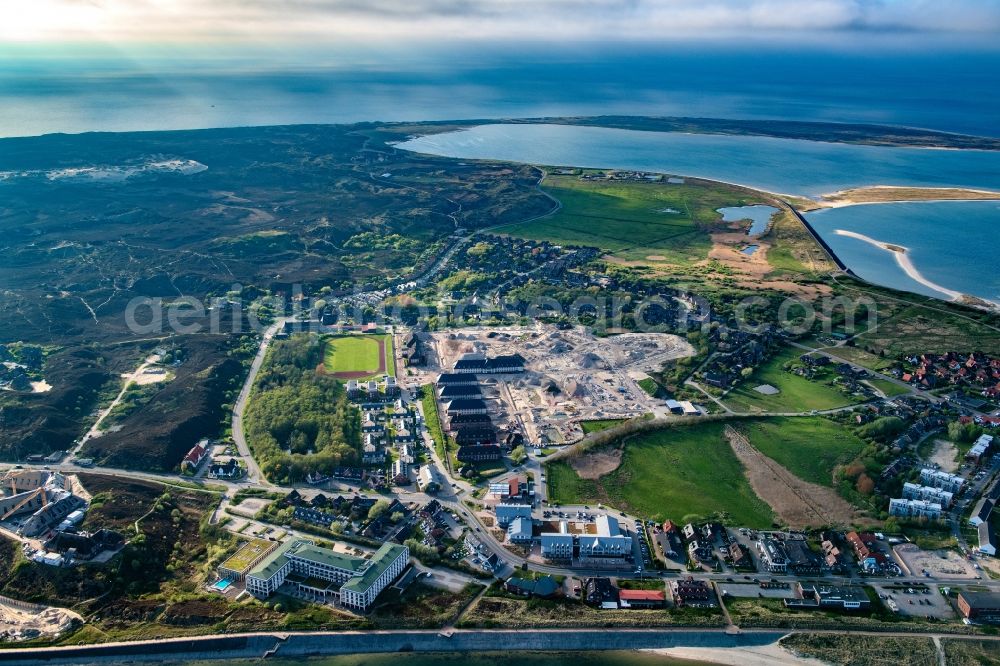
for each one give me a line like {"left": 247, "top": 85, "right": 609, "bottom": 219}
{"left": 341, "top": 542, "right": 408, "bottom": 595}
{"left": 247, "top": 539, "right": 308, "bottom": 581}
{"left": 221, "top": 538, "right": 277, "bottom": 574}
{"left": 619, "top": 589, "right": 666, "bottom": 601}
{"left": 960, "top": 589, "right": 1000, "bottom": 608}
{"left": 292, "top": 544, "right": 367, "bottom": 573}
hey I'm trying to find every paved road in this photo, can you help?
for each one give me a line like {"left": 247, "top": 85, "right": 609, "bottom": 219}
{"left": 230, "top": 318, "right": 289, "bottom": 486}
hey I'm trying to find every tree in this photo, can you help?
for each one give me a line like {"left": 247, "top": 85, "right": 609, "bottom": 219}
{"left": 856, "top": 474, "right": 875, "bottom": 495}
{"left": 368, "top": 499, "right": 391, "bottom": 521}
{"left": 510, "top": 445, "right": 527, "bottom": 464}
{"left": 858, "top": 416, "right": 906, "bottom": 443}
{"left": 948, "top": 420, "right": 982, "bottom": 443}
{"left": 390, "top": 511, "right": 404, "bottom": 524}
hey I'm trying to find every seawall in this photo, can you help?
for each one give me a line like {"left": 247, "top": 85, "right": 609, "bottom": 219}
{"left": 0, "top": 629, "right": 788, "bottom": 665}
{"left": 781, "top": 201, "right": 849, "bottom": 273}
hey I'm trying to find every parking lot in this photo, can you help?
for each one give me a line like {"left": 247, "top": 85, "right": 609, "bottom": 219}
{"left": 893, "top": 543, "right": 979, "bottom": 579}
{"left": 870, "top": 582, "right": 956, "bottom": 619}
{"left": 717, "top": 581, "right": 796, "bottom": 600}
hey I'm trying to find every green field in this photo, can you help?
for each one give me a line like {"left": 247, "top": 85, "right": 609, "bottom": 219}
{"left": 579, "top": 419, "right": 626, "bottom": 434}
{"left": 546, "top": 422, "right": 773, "bottom": 527}
{"left": 813, "top": 344, "right": 894, "bottom": 372}
{"left": 497, "top": 174, "right": 758, "bottom": 265}
{"left": 864, "top": 378, "right": 910, "bottom": 398}
{"left": 740, "top": 417, "right": 868, "bottom": 487}
{"left": 322, "top": 334, "right": 394, "bottom": 377}
{"left": 723, "top": 347, "right": 864, "bottom": 413}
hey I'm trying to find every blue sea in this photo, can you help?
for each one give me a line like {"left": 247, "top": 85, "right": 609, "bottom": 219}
{"left": 1, "top": 46, "right": 999, "bottom": 138}
{"left": 2, "top": 45, "right": 998, "bottom": 303}
{"left": 397, "top": 124, "right": 1000, "bottom": 304}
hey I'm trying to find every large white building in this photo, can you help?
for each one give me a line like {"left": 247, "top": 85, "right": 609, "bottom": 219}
{"left": 539, "top": 515, "right": 632, "bottom": 563}
{"left": 495, "top": 503, "right": 532, "bottom": 527}
{"left": 578, "top": 515, "right": 632, "bottom": 561}
{"left": 889, "top": 498, "right": 943, "bottom": 520}
{"left": 902, "top": 482, "right": 954, "bottom": 507}
{"left": 968, "top": 434, "right": 994, "bottom": 462}
{"left": 919, "top": 468, "right": 964, "bottom": 493}
{"left": 244, "top": 539, "right": 408, "bottom": 611}
{"left": 539, "top": 529, "right": 574, "bottom": 560}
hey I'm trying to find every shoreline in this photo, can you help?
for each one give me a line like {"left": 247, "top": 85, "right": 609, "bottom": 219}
{"left": 832, "top": 229, "right": 966, "bottom": 302}
{"left": 644, "top": 641, "right": 824, "bottom": 666}
{"left": 814, "top": 185, "right": 1000, "bottom": 209}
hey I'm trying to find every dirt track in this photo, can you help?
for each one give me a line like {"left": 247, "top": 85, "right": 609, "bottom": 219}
{"left": 570, "top": 447, "right": 623, "bottom": 480}
{"left": 724, "top": 425, "right": 864, "bottom": 529}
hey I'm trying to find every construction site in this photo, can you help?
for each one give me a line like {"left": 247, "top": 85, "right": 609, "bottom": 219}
{"left": 0, "top": 594, "right": 82, "bottom": 642}
{"left": 425, "top": 324, "right": 695, "bottom": 445}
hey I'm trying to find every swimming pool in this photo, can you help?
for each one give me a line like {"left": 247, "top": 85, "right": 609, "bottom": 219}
{"left": 213, "top": 579, "right": 232, "bottom": 591}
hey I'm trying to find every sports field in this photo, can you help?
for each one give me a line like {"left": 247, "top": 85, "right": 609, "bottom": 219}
{"left": 322, "top": 334, "right": 394, "bottom": 379}
{"left": 497, "top": 174, "right": 757, "bottom": 265}
{"left": 546, "top": 422, "right": 773, "bottom": 527}
{"left": 723, "top": 347, "right": 864, "bottom": 413}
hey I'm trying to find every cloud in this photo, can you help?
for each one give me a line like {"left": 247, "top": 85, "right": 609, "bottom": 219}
{"left": 5, "top": 0, "right": 1000, "bottom": 43}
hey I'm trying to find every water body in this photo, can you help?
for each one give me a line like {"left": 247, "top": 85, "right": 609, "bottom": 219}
{"left": 399, "top": 124, "right": 1000, "bottom": 197}
{"left": 806, "top": 201, "right": 1000, "bottom": 305}
{"left": 1, "top": 47, "right": 999, "bottom": 138}
{"left": 185, "top": 651, "right": 712, "bottom": 666}
{"left": 399, "top": 124, "right": 1000, "bottom": 302}
{"left": 717, "top": 205, "right": 779, "bottom": 236}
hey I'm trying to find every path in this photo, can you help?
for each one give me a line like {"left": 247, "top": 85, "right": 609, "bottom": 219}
{"left": 230, "top": 319, "right": 288, "bottom": 486}
{"left": 71, "top": 353, "right": 162, "bottom": 456}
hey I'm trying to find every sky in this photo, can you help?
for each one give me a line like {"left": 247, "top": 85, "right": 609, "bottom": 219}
{"left": 5, "top": 0, "right": 1000, "bottom": 45}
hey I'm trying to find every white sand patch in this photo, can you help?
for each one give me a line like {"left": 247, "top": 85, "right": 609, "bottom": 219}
{"left": 834, "top": 229, "right": 964, "bottom": 301}
{"left": 645, "top": 641, "right": 824, "bottom": 666}
{"left": 30, "top": 380, "right": 52, "bottom": 393}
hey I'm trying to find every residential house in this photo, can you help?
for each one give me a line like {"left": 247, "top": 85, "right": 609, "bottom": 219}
{"left": 757, "top": 537, "right": 789, "bottom": 573}
{"left": 495, "top": 503, "right": 532, "bottom": 527}
{"left": 181, "top": 441, "right": 209, "bottom": 472}
{"left": 671, "top": 578, "right": 714, "bottom": 607}
{"left": 618, "top": 589, "right": 666, "bottom": 609}
{"left": 582, "top": 577, "right": 619, "bottom": 607}
{"left": 208, "top": 458, "right": 242, "bottom": 480}
{"left": 979, "top": 522, "right": 997, "bottom": 557}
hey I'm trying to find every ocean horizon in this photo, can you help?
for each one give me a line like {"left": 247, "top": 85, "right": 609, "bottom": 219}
{"left": 2, "top": 47, "right": 999, "bottom": 139}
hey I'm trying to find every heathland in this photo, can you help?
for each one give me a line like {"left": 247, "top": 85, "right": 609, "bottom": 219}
{"left": 0, "top": 124, "right": 551, "bottom": 464}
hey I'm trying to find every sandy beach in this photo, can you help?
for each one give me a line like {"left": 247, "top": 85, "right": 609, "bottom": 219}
{"left": 816, "top": 185, "right": 1000, "bottom": 209}
{"left": 644, "top": 640, "right": 826, "bottom": 666}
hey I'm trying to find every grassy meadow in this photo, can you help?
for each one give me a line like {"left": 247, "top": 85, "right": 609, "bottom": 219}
{"left": 740, "top": 417, "right": 868, "bottom": 487}
{"left": 497, "top": 174, "right": 758, "bottom": 265}
{"left": 723, "top": 347, "right": 865, "bottom": 413}
{"left": 546, "top": 422, "right": 774, "bottom": 527}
